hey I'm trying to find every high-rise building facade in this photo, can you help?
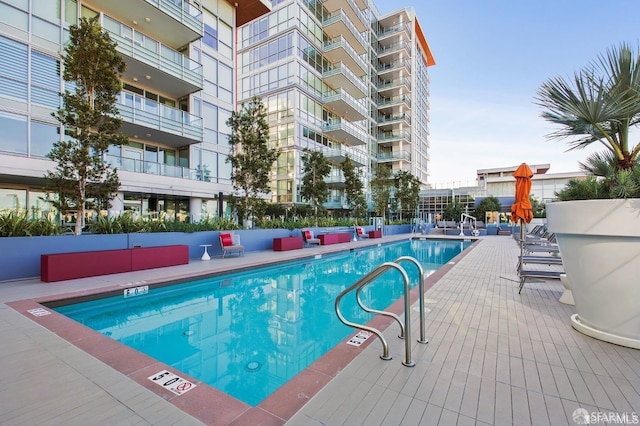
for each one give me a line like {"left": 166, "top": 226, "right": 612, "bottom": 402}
{"left": 238, "top": 0, "right": 434, "bottom": 211}
{"left": 0, "top": 0, "right": 432, "bottom": 220}
{"left": 0, "top": 0, "right": 269, "bottom": 221}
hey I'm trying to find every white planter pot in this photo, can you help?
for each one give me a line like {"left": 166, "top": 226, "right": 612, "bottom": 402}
{"left": 547, "top": 199, "right": 640, "bottom": 348}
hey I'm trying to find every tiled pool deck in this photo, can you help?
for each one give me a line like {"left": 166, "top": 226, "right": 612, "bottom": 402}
{"left": 1, "top": 234, "right": 639, "bottom": 425}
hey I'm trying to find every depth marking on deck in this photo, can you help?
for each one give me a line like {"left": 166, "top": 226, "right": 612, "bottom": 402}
{"left": 148, "top": 370, "right": 196, "bottom": 395}
{"left": 27, "top": 308, "right": 50, "bottom": 317}
{"left": 347, "top": 330, "right": 372, "bottom": 346}
{"left": 123, "top": 285, "right": 149, "bottom": 298}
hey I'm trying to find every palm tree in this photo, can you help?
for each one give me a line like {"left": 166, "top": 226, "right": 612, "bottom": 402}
{"left": 535, "top": 42, "right": 640, "bottom": 171}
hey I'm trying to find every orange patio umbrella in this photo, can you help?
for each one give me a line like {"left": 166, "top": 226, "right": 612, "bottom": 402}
{"left": 511, "top": 163, "right": 534, "bottom": 225}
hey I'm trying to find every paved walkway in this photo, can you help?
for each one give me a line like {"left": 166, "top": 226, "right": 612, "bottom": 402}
{"left": 1, "top": 235, "right": 639, "bottom": 425}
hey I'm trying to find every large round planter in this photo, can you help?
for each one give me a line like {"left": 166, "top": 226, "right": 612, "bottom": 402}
{"left": 547, "top": 199, "right": 640, "bottom": 348}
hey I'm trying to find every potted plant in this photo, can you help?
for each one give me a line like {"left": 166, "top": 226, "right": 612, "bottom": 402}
{"left": 535, "top": 42, "right": 640, "bottom": 348}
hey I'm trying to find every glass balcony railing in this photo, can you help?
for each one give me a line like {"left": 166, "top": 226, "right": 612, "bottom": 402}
{"left": 323, "top": 36, "right": 368, "bottom": 74}
{"left": 377, "top": 113, "right": 411, "bottom": 125}
{"left": 376, "top": 77, "right": 412, "bottom": 91}
{"left": 377, "top": 131, "right": 411, "bottom": 142}
{"left": 376, "top": 22, "right": 412, "bottom": 39}
{"left": 107, "top": 154, "right": 194, "bottom": 179}
{"left": 104, "top": 15, "right": 203, "bottom": 91}
{"left": 322, "top": 10, "right": 367, "bottom": 52}
{"left": 117, "top": 92, "right": 203, "bottom": 142}
{"left": 145, "top": 0, "right": 203, "bottom": 37}
{"left": 322, "top": 62, "right": 367, "bottom": 97}
{"left": 376, "top": 59, "right": 411, "bottom": 74}
{"left": 376, "top": 151, "right": 411, "bottom": 161}
{"left": 376, "top": 40, "right": 412, "bottom": 56}
{"left": 376, "top": 95, "right": 412, "bottom": 108}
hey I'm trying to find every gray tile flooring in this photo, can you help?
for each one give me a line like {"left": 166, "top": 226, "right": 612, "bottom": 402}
{"left": 1, "top": 234, "right": 638, "bottom": 425}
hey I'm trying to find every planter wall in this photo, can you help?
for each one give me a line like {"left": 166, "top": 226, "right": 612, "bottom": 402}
{"left": 547, "top": 199, "right": 640, "bottom": 348}
{"left": 0, "top": 225, "right": 411, "bottom": 282}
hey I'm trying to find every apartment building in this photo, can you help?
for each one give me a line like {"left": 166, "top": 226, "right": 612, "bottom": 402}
{"left": 0, "top": 0, "right": 433, "bottom": 220}
{"left": 0, "top": 0, "right": 270, "bottom": 221}
{"left": 237, "top": 0, "right": 434, "bottom": 210}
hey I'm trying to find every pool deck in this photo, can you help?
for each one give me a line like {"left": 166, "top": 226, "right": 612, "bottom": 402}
{"left": 1, "top": 234, "right": 639, "bottom": 425}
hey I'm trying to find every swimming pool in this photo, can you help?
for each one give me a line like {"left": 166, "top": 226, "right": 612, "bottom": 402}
{"left": 51, "top": 239, "right": 472, "bottom": 406}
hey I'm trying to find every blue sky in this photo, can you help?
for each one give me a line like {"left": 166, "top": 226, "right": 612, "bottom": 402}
{"left": 376, "top": 1, "right": 640, "bottom": 185}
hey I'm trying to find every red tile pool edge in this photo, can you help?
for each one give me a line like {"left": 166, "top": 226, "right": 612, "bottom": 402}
{"left": 6, "top": 239, "right": 479, "bottom": 425}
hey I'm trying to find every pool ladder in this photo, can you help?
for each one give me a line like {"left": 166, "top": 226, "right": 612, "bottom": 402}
{"left": 334, "top": 256, "right": 428, "bottom": 367}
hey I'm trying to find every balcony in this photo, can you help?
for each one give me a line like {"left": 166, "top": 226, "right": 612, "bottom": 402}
{"left": 321, "top": 0, "right": 367, "bottom": 32}
{"left": 322, "top": 63, "right": 367, "bottom": 99}
{"left": 107, "top": 154, "right": 194, "bottom": 179}
{"left": 376, "top": 150, "right": 411, "bottom": 162}
{"left": 377, "top": 131, "right": 411, "bottom": 146}
{"left": 323, "top": 37, "right": 368, "bottom": 76}
{"left": 377, "top": 95, "right": 412, "bottom": 110}
{"left": 323, "top": 120, "right": 367, "bottom": 147}
{"left": 326, "top": 171, "right": 346, "bottom": 188}
{"left": 377, "top": 113, "right": 411, "bottom": 129}
{"left": 324, "top": 196, "right": 348, "bottom": 209}
{"left": 324, "top": 146, "right": 367, "bottom": 166}
{"left": 376, "top": 59, "right": 411, "bottom": 78}
{"left": 322, "top": 10, "right": 367, "bottom": 55}
{"left": 376, "top": 40, "right": 411, "bottom": 61}
{"left": 117, "top": 92, "right": 203, "bottom": 147}
{"left": 104, "top": 16, "right": 203, "bottom": 98}
{"left": 376, "top": 77, "right": 412, "bottom": 95}
{"left": 323, "top": 89, "right": 368, "bottom": 122}
{"left": 86, "top": 0, "right": 202, "bottom": 48}
{"left": 376, "top": 22, "right": 412, "bottom": 41}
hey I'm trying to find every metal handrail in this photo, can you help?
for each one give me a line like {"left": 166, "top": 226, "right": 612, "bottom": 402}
{"left": 335, "top": 255, "right": 428, "bottom": 367}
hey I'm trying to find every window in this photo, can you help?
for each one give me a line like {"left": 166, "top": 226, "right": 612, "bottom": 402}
{"left": 0, "top": 36, "right": 28, "bottom": 102}
{"left": 0, "top": 111, "right": 27, "bottom": 154}
{"left": 31, "top": 51, "right": 60, "bottom": 108}
{"left": 203, "top": 23, "right": 218, "bottom": 50}
{"left": 30, "top": 121, "right": 59, "bottom": 158}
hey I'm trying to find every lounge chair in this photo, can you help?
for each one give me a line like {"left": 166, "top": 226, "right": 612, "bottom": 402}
{"left": 301, "top": 229, "right": 320, "bottom": 247}
{"left": 219, "top": 232, "right": 244, "bottom": 258}
{"left": 354, "top": 226, "right": 369, "bottom": 240}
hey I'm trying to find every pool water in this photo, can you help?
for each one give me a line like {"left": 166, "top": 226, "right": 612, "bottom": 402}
{"left": 53, "top": 239, "right": 471, "bottom": 406}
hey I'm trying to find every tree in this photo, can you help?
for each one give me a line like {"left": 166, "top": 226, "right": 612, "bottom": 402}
{"left": 443, "top": 201, "right": 464, "bottom": 221}
{"left": 370, "top": 165, "right": 392, "bottom": 220}
{"left": 45, "top": 17, "right": 127, "bottom": 235}
{"left": 300, "top": 149, "right": 331, "bottom": 226}
{"left": 226, "top": 97, "right": 277, "bottom": 227}
{"left": 535, "top": 42, "right": 640, "bottom": 173}
{"left": 342, "top": 156, "right": 367, "bottom": 219}
{"left": 394, "top": 170, "right": 421, "bottom": 220}
{"left": 474, "top": 196, "right": 501, "bottom": 223}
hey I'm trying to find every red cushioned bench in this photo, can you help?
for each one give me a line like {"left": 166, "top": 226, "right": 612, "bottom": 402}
{"left": 41, "top": 245, "right": 189, "bottom": 283}
{"left": 273, "top": 237, "right": 303, "bottom": 251}
{"left": 369, "top": 230, "right": 382, "bottom": 238}
{"left": 318, "top": 233, "right": 351, "bottom": 245}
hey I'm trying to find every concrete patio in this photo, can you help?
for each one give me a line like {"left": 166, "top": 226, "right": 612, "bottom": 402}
{"left": 1, "top": 234, "right": 638, "bottom": 425}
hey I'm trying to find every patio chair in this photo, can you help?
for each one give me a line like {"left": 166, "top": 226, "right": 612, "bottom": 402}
{"left": 219, "top": 232, "right": 244, "bottom": 258}
{"left": 354, "top": 225, "right": 369, "bottom": 240}
{"left": 301, "top": 229, "right": 320, "bottom": 247}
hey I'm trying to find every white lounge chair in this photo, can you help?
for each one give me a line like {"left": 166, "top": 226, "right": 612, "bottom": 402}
{"left": 354, "top": 225, "right": 369, "bottom": 240}
{"left": 302, "top": 229, "right": 320, "bottom": 247}
{"left": 219, "top": 232, "right": 244, "bottom": 258}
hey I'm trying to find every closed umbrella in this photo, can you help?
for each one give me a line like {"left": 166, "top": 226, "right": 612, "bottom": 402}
{"left": 511, "top": 163, "right": 534, "bottom": 225}
{"left": 511, "top": 163, "right": 534, "bottom": 275}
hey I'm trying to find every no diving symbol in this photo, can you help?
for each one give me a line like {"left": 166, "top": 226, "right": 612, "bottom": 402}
{"left": 176, "top": 382, "right": 192, "bottom": 392}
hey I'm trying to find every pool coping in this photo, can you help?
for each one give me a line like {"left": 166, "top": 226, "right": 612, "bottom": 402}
{"left": 5, "top": 235, "right": 480, "bottom": 425}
